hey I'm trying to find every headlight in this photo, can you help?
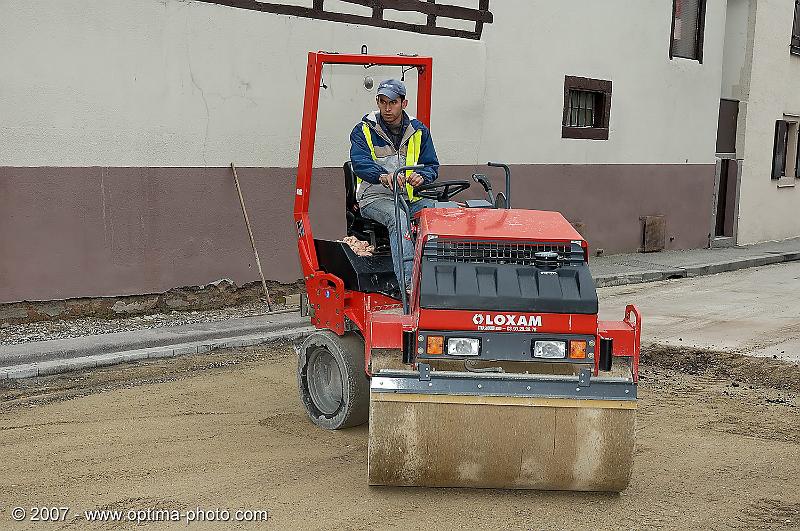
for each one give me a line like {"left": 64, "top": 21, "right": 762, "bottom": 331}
{"left": 532, "top": 340, "right": 566, "bottom": 359}
{"left": 447, "top": 338, "right": 480, "bottom": 356}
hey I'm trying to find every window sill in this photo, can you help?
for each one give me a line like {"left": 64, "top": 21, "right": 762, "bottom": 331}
{"left": 776, "top": 177, "right": 796, "bottom": 188}
{"left": 670, "top": 55, "right": 702, "bottom": 62}
{"left": 562, "top": 126, "right": 609, "bottom": 141}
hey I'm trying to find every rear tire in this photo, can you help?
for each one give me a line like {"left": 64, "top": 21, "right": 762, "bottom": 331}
{"left": 297, "top": 331, "right": 369, "bottom": 430}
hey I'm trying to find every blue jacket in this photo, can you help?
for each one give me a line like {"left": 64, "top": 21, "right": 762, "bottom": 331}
{"left": 349, "top": 111, "right": 439, "bottom": 193}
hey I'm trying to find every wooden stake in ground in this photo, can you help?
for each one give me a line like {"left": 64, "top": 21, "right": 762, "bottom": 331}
{"left": 231, "top": 163, "right": 273, "bottom": 312}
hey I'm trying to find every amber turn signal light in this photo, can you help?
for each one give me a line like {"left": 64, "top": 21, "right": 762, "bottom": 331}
{"left": 569, "top": 340, "right": 587, "bottom": 359}
{"left": 426, "top": 336, "right": 444, "bottom": 355}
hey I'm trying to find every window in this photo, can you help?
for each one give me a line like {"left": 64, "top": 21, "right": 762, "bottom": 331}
{"left": 670, "top": 0, "right": 707, "bottom": 62}
{"left": 715, "top": 99, "right": 739, "bottom": 155}
{"left": 771, "top": 118, "right": 800, "bottom": 182}
{"left": 792, "top": 0, "right": 800, "bottom": 55}
{"left": 562, "top": 76, "right": 612, "bottom": 141}
{"left": 566, "top": 91, "right": 599, "bottom": 128}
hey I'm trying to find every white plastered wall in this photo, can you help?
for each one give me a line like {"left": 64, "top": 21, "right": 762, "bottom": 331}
{"left": 1, "top": 0, "right": 725, "bottom": 168}
{"left": 721, "top": 0, "right": 752, "bottom": 102}
{"left": 478, "top": 0, "right": 727, "bottom": 165}
{"left": 736, "top": 0, "right": 800, "bottom": 244}
{"left": 0, "top": 0, "right": 486, "bottom": 168}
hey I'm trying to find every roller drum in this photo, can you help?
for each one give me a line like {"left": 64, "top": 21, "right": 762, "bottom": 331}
{"left": 368, "top": 392, "right": 635, "bottom": 492}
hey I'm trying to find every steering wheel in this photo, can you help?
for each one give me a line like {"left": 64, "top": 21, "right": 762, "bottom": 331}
{"left": 415, "top": 180, "right": 471, "bottom": 201}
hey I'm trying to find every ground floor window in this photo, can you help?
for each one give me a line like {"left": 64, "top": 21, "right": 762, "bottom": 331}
{"left": 562, "top": 76, "right": 612, "bottom": 141}
{"left": 772, "top": 118, "right": 800, "bottom": 183}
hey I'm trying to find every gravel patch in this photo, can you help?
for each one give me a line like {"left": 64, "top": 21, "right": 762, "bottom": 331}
{"left": 0, "top": 301, "right": 287, "bottom": 345}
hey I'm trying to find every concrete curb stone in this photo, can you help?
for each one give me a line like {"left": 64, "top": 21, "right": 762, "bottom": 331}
{"left": 173, "top": 346, "right": 199, "bottom": 357}
{"left": 5, "top": 366, "right": 38, "bottom": 379}
{"left": 147, "top": 348, "right": 176, "bottom": 360}
{"left": 594, "top": 269, "right": 685, "bottom": 288}
{"left": 93, "top": 353, "right": 127, "bottom": 367}
{"left": 223, "top": 339, "right": 254, "bottom": 349}
{"left": 777, "top": 251, "right": 800, "bottom": 261}
{"left": 1, "top": 326, "right": 315, "bottom": 381}
{"left": 682, "top": 254, "right": 783, "bottom": 277}
{"left": 121, "top": 350, "right": 151, "bottom": 363}
{"left": 38, "top": 356, "right": 98, "bottom": 376}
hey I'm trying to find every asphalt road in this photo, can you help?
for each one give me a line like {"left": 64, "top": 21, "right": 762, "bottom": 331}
{"left": 599, "top": 261, "right": 800, "bottom": 362}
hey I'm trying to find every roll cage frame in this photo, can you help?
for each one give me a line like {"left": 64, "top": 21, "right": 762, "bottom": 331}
{"left": 293, "top": 51, "right": 433, "bottom": 279}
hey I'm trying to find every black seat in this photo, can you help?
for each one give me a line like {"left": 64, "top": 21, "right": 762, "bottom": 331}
{"left": 344, "top": 161, "right": 390, "bottom": 253}
{"left": 315, "top": 239, "right": 399, "bottom": 294}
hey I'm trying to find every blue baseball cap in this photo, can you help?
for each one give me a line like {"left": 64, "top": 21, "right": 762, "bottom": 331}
{"left": 376, "top": 79, "right": 406, "bottom": 101}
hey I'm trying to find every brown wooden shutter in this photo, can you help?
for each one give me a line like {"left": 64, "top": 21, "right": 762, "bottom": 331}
{"left": 772, "top": 120, "right": 788, "bottom": 180}
{"left": 796, "top": 131, "right": 800, "bottom": 178}
{"left": 794, "top": 0, "right": 800, "bottom": 53}
{"left": 671, "top": 0, "right": 706, "bottom": 60}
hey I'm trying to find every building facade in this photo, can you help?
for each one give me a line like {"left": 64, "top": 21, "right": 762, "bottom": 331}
{"left": 0, "top": 0, "right": 789, "bottom": 303}
{"left": 714, "top": 0, "right": 800, "bottom": 246}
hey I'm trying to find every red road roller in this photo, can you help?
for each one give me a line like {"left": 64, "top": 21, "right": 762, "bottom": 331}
{"left": 293, "top": 51, "right": 641, "bottom": 491}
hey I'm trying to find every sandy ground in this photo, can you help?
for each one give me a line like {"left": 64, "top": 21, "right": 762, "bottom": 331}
{"left": 1, "top": 341, "right": 798, "bottom": 530}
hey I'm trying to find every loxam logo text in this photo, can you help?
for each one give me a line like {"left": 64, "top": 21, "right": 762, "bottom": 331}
{"left": 472, "top": 314, "right": 542, "bottom": 327}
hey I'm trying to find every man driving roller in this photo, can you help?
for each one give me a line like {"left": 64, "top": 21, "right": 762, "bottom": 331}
{"left": 349, "top": 79, "right": 440, "bottom": 292}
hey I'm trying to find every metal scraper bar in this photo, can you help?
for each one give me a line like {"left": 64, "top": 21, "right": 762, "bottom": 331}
{"left": 371, "top": 367, "right": 637, "bottom": 401}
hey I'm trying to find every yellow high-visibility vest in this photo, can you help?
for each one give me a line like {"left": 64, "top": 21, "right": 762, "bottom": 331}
{"left": 359, "top": 123, "right": 422, "bottom": 202}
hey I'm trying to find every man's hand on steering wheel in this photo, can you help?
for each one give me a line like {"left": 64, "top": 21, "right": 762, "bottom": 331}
{"left": 407, "top": 172, "right": 425, "bottom": 187}
{"left": 380, "top": 173, "right": 403, "bottom": 189}
{"left": 380, "top": 172, "right": 424, "bottom": 189}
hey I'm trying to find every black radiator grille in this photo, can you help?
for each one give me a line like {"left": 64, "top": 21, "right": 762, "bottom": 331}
{"left": 423, "top": 239, "right": 582, "bottom": 266}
